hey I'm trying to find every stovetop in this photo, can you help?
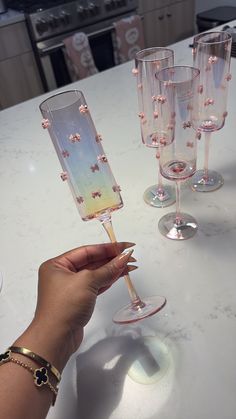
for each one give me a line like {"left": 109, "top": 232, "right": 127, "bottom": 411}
{"left": 6, "top": 0, "right": 73, "bottom": 13}
{"left": 7, "top": 0, "right": 138, "bottom": 42}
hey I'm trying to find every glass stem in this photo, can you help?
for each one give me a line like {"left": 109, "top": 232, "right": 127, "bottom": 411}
{"left": 175, "top": 181, "right": 182, "bottom": 225}
{"left": 204, "top": 132, "right": 211, "bottom": 181}
{"left": 156, "top": 150, "right": 163, "bottom": 192}
{"left": 99, "top": 214, "right": 145, "bottom": 310}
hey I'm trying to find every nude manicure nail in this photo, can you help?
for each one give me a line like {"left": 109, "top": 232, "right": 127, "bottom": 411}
{"left": 128, "top": 265, "right": 138, "bottom": 272}
{"left": 116, "top": 249, "right": 134, "bottom": 269}
{"left": 124, "top": 242, "right": 136, "bottom": 249}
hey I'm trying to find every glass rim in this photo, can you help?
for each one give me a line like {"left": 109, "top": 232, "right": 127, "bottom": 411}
{"left": 193, "top": 30, "right": 232, "bottom": 45}
{"left": 135, "top": 47, "right": 174, "bottom": 62}
{"left": 39, "top": 89, "right": 83, "bottom": 112}
{"left": 157, "top": 65, "right": 200, "bottom": 84}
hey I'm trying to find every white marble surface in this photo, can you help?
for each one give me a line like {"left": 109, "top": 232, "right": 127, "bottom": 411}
{"left": 1, "top": 25, "right": 236, "bottom": 419}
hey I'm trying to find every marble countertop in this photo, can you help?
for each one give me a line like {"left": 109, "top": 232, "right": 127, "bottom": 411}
{"left": 0, "top": 9, "right": 25, "bottom": 27}
{"left": 1, "top": 24, "right": 236, "bottom": 419}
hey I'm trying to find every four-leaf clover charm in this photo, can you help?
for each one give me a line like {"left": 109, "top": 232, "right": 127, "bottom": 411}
{"left": 34, "top": 367, "right": 49, "bottom": 387}
{"left": 0, "top": 349, "right": 11, "bottom": 364}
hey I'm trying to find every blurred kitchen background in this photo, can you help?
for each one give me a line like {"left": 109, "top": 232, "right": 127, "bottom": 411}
{"left": 0, "top": 0, "right": 236, "bottom": 109}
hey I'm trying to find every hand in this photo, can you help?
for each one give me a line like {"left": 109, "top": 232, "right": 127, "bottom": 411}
{"left": 2, "top": 242, "right": 136, "bottom": 419}
{"left": 14, "top": 242, "right": 136, "bottom": 370}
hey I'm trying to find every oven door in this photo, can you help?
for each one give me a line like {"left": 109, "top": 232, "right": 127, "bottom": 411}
{"left": 36, "top": 12, "right": 134, "bottom": 91}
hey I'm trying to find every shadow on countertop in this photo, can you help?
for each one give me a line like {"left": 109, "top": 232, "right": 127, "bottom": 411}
{"left": 75, "top": 334, "right": 161, "bottom": 419}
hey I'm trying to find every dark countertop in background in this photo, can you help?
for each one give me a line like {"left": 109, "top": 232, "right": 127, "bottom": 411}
{"left": 0, "top": 8, "right": 25, "bottom": 28}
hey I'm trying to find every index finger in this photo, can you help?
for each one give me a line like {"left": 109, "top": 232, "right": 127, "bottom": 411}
{"left": 54, "top": 242, "right": 135, "bottom": 271}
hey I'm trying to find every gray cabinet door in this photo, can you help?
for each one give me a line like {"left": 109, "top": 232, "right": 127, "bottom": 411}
{"left": 0, "top": 21, "right": 43, "bottom": 109}
{"left": 0, "top": 52, "right": 43, "bottom": 109}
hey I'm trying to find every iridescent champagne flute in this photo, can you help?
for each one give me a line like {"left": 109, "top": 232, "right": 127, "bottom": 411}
{"left": 157, "top": 66, "right": 200, "bottom": 240}
{"left": 134, "top": 47, "right": 175, "bottom": 208}
{"left": 40, "top": 90, "right": 166, "bottom": 324}
{"left": 191, "top": 31, "right": 232, "bottom": 192}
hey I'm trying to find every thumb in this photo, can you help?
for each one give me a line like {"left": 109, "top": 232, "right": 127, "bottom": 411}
{"left": 91, "top": 249, "right": 134, "bottom": 291}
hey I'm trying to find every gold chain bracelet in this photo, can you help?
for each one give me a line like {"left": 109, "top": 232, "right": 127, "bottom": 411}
{"left": 0, "top": 350, "right": 58, "bottom": 406}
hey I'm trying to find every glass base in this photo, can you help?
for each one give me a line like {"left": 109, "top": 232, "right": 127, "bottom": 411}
{"left": 143, "top": 184, "right": 175, "bottom": 208}
{"left": 191, "top": 169, "right": 224, "bottom": 192}
{"left": 128, "top": 336, "right": 171, "bottom": 385}
{"left": 158, "top": 212, "right": 198, "bottom": 240}
{"left": 112, "top": 295, "right": 166, "bottom": 324}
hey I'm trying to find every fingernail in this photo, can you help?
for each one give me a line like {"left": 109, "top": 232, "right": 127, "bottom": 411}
{"left": 123, "top": 242, "right": 136, "bottom": 249}
{"left": 115, "top": 249, "right": 134, "bottom": 269}
{"left": 128, "top": 265, "right": 138, "bottom": 272}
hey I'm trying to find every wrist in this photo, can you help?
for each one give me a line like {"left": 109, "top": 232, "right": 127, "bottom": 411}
{"left": 13, "top": 318, "right": 83, "bottom": 373}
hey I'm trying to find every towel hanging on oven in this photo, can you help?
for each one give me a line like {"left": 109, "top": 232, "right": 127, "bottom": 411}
{"left": 113, "top": 15, "right": 145, "bottom": 65}
{"left": 63, "top": 32, "right": 98, "bottom": 81}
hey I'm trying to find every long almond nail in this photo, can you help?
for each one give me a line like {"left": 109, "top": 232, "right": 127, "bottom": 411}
{"left": 128, "top": 265, "right": 138, "bottom": 272}
{"left": 123, "top": 242, "right": 136, "bottom": 249}
{"left": 129, "top": 256, "right": 137, "bottom": 263}
{"left": 115, "top": 249, "right": 134, "bottom": 269}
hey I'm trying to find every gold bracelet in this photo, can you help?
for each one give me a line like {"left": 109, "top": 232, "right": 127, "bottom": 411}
{"left": 9, "top": 346, "right": 61, "bottom": 382}
{"left": 0, "top": 350, "right": 58, "bottom": 406}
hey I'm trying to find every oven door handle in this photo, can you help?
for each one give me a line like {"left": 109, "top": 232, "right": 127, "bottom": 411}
{"left": 39, "top": 25, "right": 114, "bottom": 55}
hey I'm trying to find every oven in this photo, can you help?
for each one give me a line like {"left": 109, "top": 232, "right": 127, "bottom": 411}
{"left": 7, "top": 0, "right": 138, "bottom": 92}
{"left": 35, "top": 8, "right": 139, "bottom": 91}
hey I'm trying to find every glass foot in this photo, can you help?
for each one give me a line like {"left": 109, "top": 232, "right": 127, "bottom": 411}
{"left": 112, "top": 295, "right": 166, "bottom": 324}
{"left": 191, "top": 169, "right": 224, "bottom": 192}
{"left": 158, "top": 212, "right": 198, "bottom": 240}
{"left": 128, "top": 336, "right": 172, "bottom": 385}
{"left": 143, "top": 184, "right": 175, "bottom": 208}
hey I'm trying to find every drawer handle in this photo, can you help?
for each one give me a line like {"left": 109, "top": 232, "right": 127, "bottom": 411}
{"left": 166, "top": 13, "right": 172, "bottom": 17}
{"left": 158, "top": 15, "right": 164, "bottom": 20}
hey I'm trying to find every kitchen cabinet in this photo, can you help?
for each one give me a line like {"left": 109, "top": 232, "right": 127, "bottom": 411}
{"left": 139, "top": 0, "right": 195, "bottom": 48}
{"left": 0, "top": 21, "right": 43, "bottom": 109}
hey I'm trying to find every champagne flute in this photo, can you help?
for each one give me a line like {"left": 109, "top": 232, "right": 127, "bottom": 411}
{"left": 134, "top": 47, "right": 176, "bottom": 208}
{"left": 40, "top": 90, "right": 166, "bottom": 324}
{"left": 156, "top": 66, "right": 200, "bottom": 240}
{"left": 191, "top": 31, "right": 232, "bottom": 192}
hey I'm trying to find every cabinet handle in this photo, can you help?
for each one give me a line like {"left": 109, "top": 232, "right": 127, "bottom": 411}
{"left": 166, "top": 13, "right": 172, "bottom": 17}
{"left": 158, "top": 15, "right": 164, "bottom": 20}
